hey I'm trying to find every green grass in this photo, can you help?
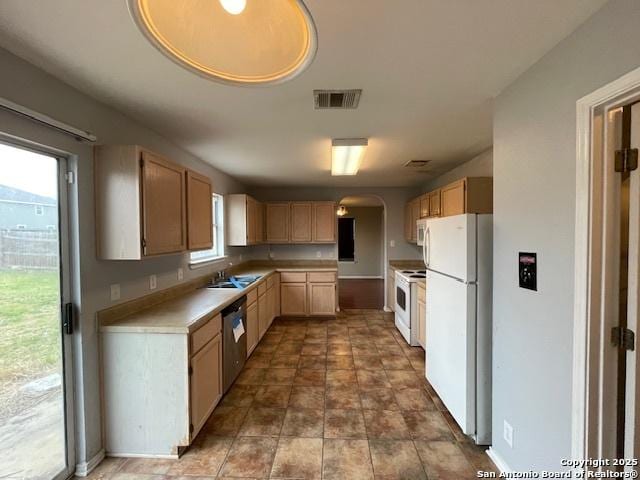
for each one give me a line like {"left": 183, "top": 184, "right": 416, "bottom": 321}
{"left": 0, "top": 270, "right": 61, "bottom": 382}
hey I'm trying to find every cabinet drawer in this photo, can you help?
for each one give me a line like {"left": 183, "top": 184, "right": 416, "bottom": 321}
{"left": 308, "top": 271, "right": 336, "bottom": 283}
{"left": 258, "top": 282, "right": 267, "bottom": 296}
{"left": 191, "top": 313, "right": 221, "bottom": 355}
{"left": 266, "top": 275, "right": 275, "bottom": 289}
{"left": 247, "top": 288, "right": 257, "bottom": 305}
{"left": 280, "top": 271, "right": 307, "bottom": 283}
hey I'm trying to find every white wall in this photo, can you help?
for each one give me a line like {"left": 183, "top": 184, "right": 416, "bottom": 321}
{"left": 0, "top": 47, "right": 249, "bottom": 466}
{"left": 424, "top": 148, "right": 493, "bottom": 191}
{"left": 492, "top": 0, "right": 640, "bottom": 470}
{"left": 337, "top": 207, "right": 384, "bottom": 278}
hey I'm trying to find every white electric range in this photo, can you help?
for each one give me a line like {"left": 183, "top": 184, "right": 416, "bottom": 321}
{"left": 394, "top": 268, "right": 426, "bottom": 346}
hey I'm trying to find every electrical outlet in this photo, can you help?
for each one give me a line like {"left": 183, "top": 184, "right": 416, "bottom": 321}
{"left": 110, "top": 284, "right": 120, "bottom": 302}
{"left": 239, "top": 254, "right": 243, "bottom": 261}
{"left": 503, "top": 420, "right": 513, "bottom": 448}
{"left": 269, "top": 252, "right": 275, "bottom": 259}
{"left": 390, "top": 240, "right": 396, "bottom": 247}
{"left": 149, "top": 275, "right": 157, "bottom": 290}
{"left": 316, "top": 251, "right": 322, "bottom": 258}
{"left": 177, "top": 268, "right": 184, "bottom": 281}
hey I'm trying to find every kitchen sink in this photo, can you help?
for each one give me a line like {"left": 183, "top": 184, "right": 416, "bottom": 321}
{"left": 206, "top": 275, "right": 261, "bottom": 289}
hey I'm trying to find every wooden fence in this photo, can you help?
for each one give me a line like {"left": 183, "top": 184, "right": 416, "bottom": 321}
{"left": 0, "top": 229, "right": 59, "bottom": 270}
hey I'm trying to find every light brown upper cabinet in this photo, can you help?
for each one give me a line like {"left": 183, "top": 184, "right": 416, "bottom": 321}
{"left": 95, "top": 145, "right": 189, "bottom": 260}
{"left": 404, "top": 202, "right": 413, "bottom": 242}
{"left": 265, "top": 201, "right": 337, "bottom": 244}
{"left": 428, "top": 189, "right": 441, "bottom": 217}
{"left": 227, "top": 194, "right": 263, "bottom": 246}
{"left": 312, "top": 202, "right": 336, "bottom": 243}
{"left": 186, "top": 170, "right": 213, "bottom": 251}
{"left": 440, "top": 177, "right": 493, "bottom": 217}
{"left": 410, "top": 198, "right": 420, "bottom": 243}
{"left": 266, "top": 203, "right": 290, "bottom": 243}
{"left": 290, "top": 203, "right": 313, "bottom": 243}
{"left": 419, "top": 194, "right": 429, "bottom": 218}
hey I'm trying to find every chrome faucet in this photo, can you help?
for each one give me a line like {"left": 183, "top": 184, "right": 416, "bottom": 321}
{"left": 216, "top": 270, "right": 227, "bottom": 281}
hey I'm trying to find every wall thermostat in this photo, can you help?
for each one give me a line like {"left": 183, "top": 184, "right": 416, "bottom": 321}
{"left": 519, "top": 252, "right": 537, "bottom": 291}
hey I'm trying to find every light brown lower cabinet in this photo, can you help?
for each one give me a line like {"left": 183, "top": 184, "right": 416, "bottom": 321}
{"left": 417, "top": 288, "right": 426, "bottom": 349}
{"left": 246, "top": 301, "right": 259, "bottom": 356}
{"left": 190, "top": 332, "right": 222, "bottom": 437}
{"left": 308, "top": 283, "right": 336, "bottom": 316}
{"left": 387, "top": 272, "right": 396, "bottom": 311}
{"left": 281, "top": 283, "right": 307, "bottom": 316}
{"left": 266, "top": 286, "right": 275, "bottom": 328}
{"left": 258, "top": 292, "right": 269, "bottom": 338}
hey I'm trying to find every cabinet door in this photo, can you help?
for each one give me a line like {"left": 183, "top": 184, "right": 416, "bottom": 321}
{"left": 258, "top": 294, "right": 269, "bottom": 339}
{"left": 308, "top": 283, "right": 336, "bottom": 316}
{"left": 419, "top": 195, "right": 429, "bottom": 218}
{"left": 387, "top": 275, "right": 395, "bottom": 312}
{"left": 410, "top": 199, "right": 421, "bottom": 243}
{"left": 267, "top": 287, "right": 275, "bottom": 327}
{"left": 190, "top": 333, "right": 222, "bottom": 437}
{"left": 246, "top": 197, "right": 257, "bottom": 245}
{"left": 417, "top": 298, "right": 426, "bottom": 349}
{"left": 274, "top": 273, "right": 281, "bottom": 317}
{"left": 290, "top": 203, "right": 312, "bottom": 243}
{"left": 280, "top": 283, "right": 307, "bottom": 316}
{"left": 404, "top": 203, "right": 412, "bottom": 241}
{"left": 429, "top": 190, "right": 441, "bottom": 217}
{"left": 255, "top": 202, "right": 264, "bottom": 244}
{"left": 141, "top": 151, "right": 187, "bottom": 256}
{"left": 313, "top": 202, "right": 336, "bottom": 243}
{"left": 266, "top": 203, "right": 290, "bottom": 243}
{"left": 441, "top": 180, "right": 466, "bottom": 217}
{"left": 186, "top": 170, "right": 213, "bottom": 250}
{"left": 247, "top": 301, "right": 258, "bottom": 356}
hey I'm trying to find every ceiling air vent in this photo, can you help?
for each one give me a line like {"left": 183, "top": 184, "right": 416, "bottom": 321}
{"left": 314, "top": 89, "right": 362, "bottom": 109}
{"left": 404, "top": 160, "right": 432, "bottom": 169}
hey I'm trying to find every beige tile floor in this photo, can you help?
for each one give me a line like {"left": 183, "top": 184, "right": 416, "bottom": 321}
{"left": 82, "top": 309, "right": 497, "bottom": 479}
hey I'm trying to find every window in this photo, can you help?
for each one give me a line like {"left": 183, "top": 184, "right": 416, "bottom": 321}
{"left": 190, "top": 193, "right": 225, "bottom": 264}
{"left": 34, "top": 205, "right": 44, "bottom": 216}
{"left": 338, "top": 217, "right": 355, "bottom": 261}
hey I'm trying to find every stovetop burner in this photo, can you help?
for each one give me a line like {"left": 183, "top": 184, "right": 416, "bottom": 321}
{"left": 410, "top": 274, "right": 426, "bottom": 278}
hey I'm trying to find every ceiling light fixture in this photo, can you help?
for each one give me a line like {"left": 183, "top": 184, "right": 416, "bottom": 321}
{"left": 219, "top": 0, "right": 246, "bottom": 15}
{"left": 128, "top": 0, "right": 317, "bottom": 85}
{"left": 331, "top": 138, "right": 368, "bottom": 176}
{"left": 336, "top": 205, "right": 348, "bottom": 217}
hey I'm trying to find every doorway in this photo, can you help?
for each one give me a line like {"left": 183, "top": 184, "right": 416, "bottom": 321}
{"left": 0, "top": 142, "right": 75, "bottom": 479}
{"left": 337, "top": 196, "right": 385, "bottom": 310}
{"left": 573, "top": 70, "right": 640, "bottom": 470}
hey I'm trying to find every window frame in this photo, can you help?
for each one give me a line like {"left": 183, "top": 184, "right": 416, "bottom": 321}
{"left": 189, "top": 193, "right": 226, "bottom": 267}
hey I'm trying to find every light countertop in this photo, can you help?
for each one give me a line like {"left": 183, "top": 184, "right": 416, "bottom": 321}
{"left": 99, "top": 263, "right": 337, "bottom": 335}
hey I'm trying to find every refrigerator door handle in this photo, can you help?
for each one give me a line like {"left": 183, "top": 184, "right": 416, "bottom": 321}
{"left": 423, "top": 227, "right": 431, "bottom": 267}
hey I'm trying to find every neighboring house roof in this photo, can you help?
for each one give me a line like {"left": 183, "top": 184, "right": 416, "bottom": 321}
{"left": 0, "top": 184, "right": 56, "bottom": 205}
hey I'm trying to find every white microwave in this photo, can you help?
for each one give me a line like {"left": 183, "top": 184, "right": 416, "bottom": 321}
{"left": 416, "top": 218, "right": 428, "bottom": 246}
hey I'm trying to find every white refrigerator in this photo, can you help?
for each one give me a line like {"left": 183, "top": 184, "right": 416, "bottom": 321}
{"left": 422, "top": 213, "right": 492, "bottom": 445}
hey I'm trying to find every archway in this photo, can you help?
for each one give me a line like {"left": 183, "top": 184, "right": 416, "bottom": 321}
{"left": 336, "top": 195, "right": 387, "bottom": 310}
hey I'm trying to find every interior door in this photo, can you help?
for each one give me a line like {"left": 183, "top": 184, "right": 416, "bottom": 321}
{"left": 425, "top": 214, "right": 476, "bottom": 282}
{"left": 0, "top": 142, "right": 75, "bottom": 480}
{"left": 425, "top": 270, "right": 476, "bottom": 436}
{"left": 623, "top": 103, "right": 640, "bottom": 464}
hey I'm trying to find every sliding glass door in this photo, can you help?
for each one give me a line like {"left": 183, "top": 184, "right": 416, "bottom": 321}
{"left": 0, "top": 142, "right": 74, "bottom": 479}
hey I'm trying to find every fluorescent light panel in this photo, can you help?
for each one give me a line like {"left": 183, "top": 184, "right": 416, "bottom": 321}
{"left": 331, "top": 138, "right": 368, "bottom": 176}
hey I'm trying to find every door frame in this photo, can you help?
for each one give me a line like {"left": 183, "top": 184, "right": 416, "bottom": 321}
{"left": 0, "top": 136, "right": 77, "bottom": 479}
{"left": 572, "top": 66, "right": 640, "bottom": 461}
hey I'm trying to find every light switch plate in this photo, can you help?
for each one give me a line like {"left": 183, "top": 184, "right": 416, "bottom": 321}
{"left": 177, "top": 268, "right": 184, "bottom": 281}
{"left": 503, "top": 420, "right": 513, "bottom": 448}
{"left": 390, "top": 240, "right": 396, "bottom": 247}
{"left": 316, "top": 251, "right": 322, "bottom": 258}
{"left": 149, "top": 275, "right": 157, "bottom": 290}
{"left": 110, "top": 284, "right": 120, "bottom": 302}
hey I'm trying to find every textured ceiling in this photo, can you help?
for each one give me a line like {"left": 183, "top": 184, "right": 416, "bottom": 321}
{"left": 0, "top": 0, "right": 607, "bottom": 187}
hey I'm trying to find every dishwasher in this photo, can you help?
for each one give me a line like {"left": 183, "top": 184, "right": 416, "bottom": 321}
{"left": 221, "top": 295, "right": 247, "bottom": 393}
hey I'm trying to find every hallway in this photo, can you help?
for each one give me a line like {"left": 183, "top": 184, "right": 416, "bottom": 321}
{"left": 338, "top": 279, "right": 385, "bottom": 310}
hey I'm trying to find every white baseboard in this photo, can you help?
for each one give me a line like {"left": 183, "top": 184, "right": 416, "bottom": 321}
{"left": 75, "top": 449, "right": 105, "bottom": 477}
{"left": 383, "top": 306, "right": 393, "bottom": 312}
{"left": 486, "top": 447, "right": 512, "bottom": 473}
{"left": 338, "top": 275, "right": 383, "bottom": 279}
{"left": 106, "top": 452, "right": 179, "bottom": 459}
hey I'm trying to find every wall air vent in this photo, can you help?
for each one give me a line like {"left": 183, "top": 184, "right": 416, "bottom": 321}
{"left": 314, "top": 89, "right": 362, "bottom": 109}
{"left": 404, "top": 160, "right": 432, "bottom": 168}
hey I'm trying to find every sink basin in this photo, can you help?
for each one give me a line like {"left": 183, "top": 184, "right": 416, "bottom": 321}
{"left": 206, "top": 275, "right": 261, "bottom": 289}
